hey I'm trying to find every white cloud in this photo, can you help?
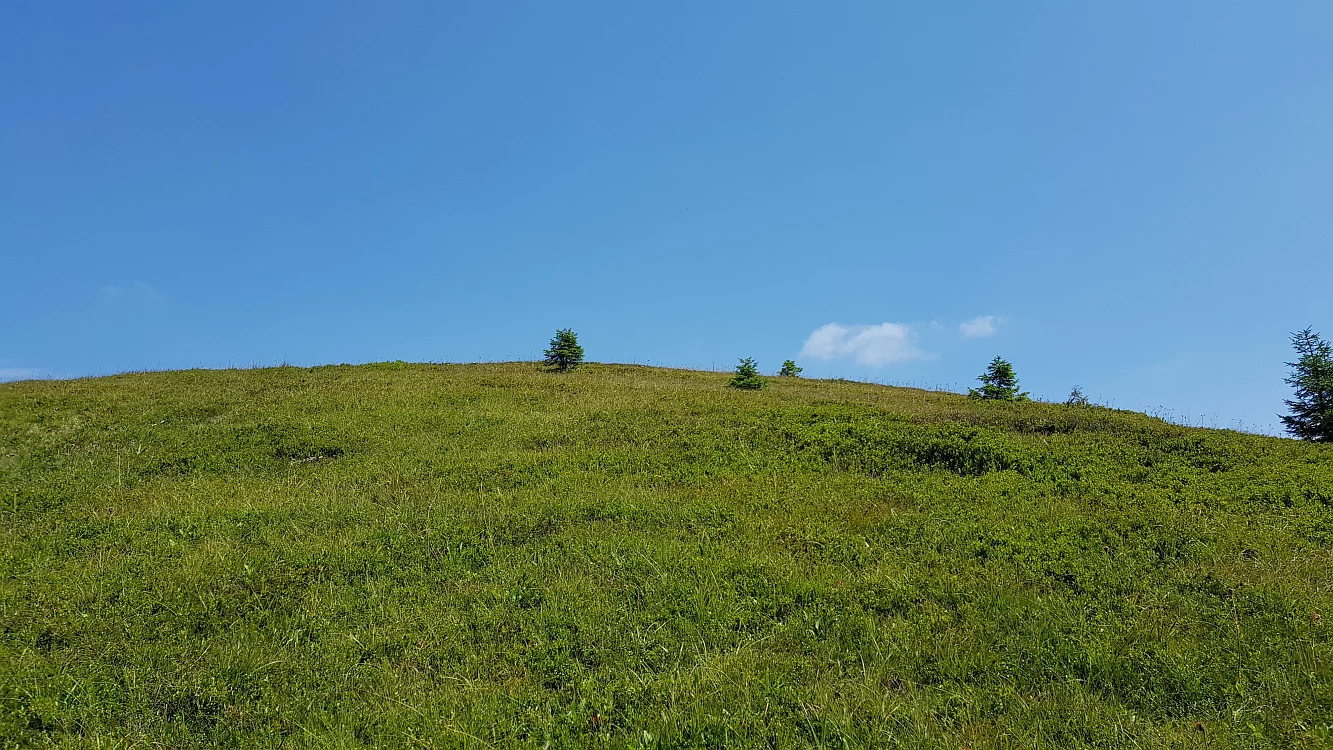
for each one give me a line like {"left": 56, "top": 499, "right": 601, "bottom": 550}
{"left": 0, "top": 368, "right": 40, "bottom": 382}
{"left": 99, "top": 281, "right": 164, "bottom": 303}
{"left": 800, "top": 322, "right": 927, "bottom": 366}
{"left": 959, "top": 315, "right": 997, "bottom": 338}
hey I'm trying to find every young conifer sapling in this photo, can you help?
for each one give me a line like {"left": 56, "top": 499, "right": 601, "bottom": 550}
{"left": 730, "top": 358, "right": 766, "bottom": 390}
{"left": 1281, "top": 327, "right": 1333, "bottom": 442}
{"left": 969, "top": 356, "right": 1029, "bottom": 401}
{"left": 543, "top": 329, "right": 584, "bottom": 372}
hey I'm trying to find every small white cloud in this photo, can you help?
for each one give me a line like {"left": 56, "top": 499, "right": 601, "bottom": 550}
{"left": 800, "top": 322, "right": 927, "bottom": 366}
{"left": 99, "top": 281, "right": 164, "bottom": 303}
{"left": 0, "top": 368, "right": 40, "bottom": 382}
{"left": 959, "top": 315, "right": 998, "bottom": 338}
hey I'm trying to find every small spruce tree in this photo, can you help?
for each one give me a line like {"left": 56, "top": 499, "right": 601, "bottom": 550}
{"left": 1066, "top": 385, "right": 1090, "bottom": 407}
{"left": 1280, "top": 327, "right": 1333, "bottom": 442}
{"left": 543, "top": 328, "right": 584, "bottom": 372}
{"left": 968, "top": 356, "right": 1029, "bottom": 401}
{"left": 778, "top": 359, "right": 803, "bottom": 377}
{"left": 730, "top": 357, "right": 766, "bottom": 390}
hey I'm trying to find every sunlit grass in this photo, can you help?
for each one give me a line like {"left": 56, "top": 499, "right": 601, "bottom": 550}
{"left": 2, "top": 362, "right": 1330, "bottom": 747}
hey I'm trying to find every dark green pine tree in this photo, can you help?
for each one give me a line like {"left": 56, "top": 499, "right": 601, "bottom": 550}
{"left": 968, "top": 356, "right": 1029, "bottom": 401}
{"left": 543, "top": 328, "right": 584, "bottom": 372}
{"left": 778, "top": 360, "right": 803, "bottom": 377}
{"left": 1280, "top": 327, "right": 1333, "bottom": 442}
{"left": 729, "top": 357, "right": 766, "bottom": 390}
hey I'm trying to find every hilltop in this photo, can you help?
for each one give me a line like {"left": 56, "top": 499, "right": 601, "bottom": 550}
{"left": 1, "top": 362, "right": 1330, "bottom": 748}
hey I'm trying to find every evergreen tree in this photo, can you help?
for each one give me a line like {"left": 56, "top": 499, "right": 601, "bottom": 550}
{"left": 729, "top": 357, "right": 766, "bottom": 390}
{"left": 778, "top": 360, "right": 803, "bottom": 377}
{"left": 1280, "top": 327, "right": 1333, "bottom": 442}
{"left": 1066, "top": 385, "right": 1090, "bottom": 406}
{"left": 968, "top": 356, "right": 1029, "bottom": 401}
{"left": 543, "top": 329, "right": 584, "bottom": 372}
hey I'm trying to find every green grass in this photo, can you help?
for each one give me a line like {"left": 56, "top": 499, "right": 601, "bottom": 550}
{"left": 2, "top": 362, "right": 1330, "bottom": 748}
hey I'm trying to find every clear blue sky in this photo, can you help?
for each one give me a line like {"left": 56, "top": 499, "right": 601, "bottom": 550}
{"left": 4, "top": 2, "right": 1330, "bottom": 433}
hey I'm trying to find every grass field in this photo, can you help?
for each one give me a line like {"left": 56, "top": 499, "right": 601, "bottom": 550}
{"left": 2, "top": 362, "right": 1330, "bottom": 748}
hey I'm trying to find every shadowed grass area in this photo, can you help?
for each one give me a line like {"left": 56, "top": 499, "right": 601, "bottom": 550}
{"left": 1, "top": 362, "right": 1330, "bottom": 748}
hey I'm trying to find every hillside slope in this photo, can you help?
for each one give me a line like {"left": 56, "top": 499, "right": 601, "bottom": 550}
{"left": 2, "top": 362, "right": 1330, "bottom": 748}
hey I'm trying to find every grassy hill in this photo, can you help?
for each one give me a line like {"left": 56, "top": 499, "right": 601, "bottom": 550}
{"left": 2, "top": 362, "right": 1330, "bottom": 748}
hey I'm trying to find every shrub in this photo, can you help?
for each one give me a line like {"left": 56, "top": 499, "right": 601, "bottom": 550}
{"left": 969, "top": 356, "right": 1029, "bottom": 401}
{"left": 543, "top": 329, "right": 584, "bottom": 372}
{"left": 778, "top": 360, "right": 803, "bottom": 377}
{"left": 729, "top": 358, "right": 766, "bottom": 390}
{"left": 1281, "top": 327, "right": 1333, "bottom": 442}
{"left": 1066, "top": 386, "right": 1091, "bottom": 407}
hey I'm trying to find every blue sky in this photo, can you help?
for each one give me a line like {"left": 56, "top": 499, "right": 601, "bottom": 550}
{"left": 3, "top": 2, "right": 1330, "bottom": 433}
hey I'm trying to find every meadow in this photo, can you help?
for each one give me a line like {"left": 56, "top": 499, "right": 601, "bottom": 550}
{"left": 1, "top": 362, "right": 1330, "bottom": 748}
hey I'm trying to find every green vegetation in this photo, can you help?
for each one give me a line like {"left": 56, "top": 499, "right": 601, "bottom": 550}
{"left": 778, "top": 360, "right": 802, "bottom": 378}
{"left": 1282, "top": 327, "right": 1333, "bottom": 442}
{"left": 969, "top": 356, "right": 1029, "bottom": 402}
{"left": 728, "top": 358, "right": 765, "bottom": 390}
{"left": 544, "top": 329, "right": 585, "bottom": 372}
{"left": 1067, "top": 385, "right": 1091, "bottom": 407}
{"left": 2, "top": 362, "right": 1331, "bottom": 748}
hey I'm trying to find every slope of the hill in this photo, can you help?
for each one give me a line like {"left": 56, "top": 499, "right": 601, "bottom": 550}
{"left": 1, "top": 362, "right": 1330, "bottom": 748}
